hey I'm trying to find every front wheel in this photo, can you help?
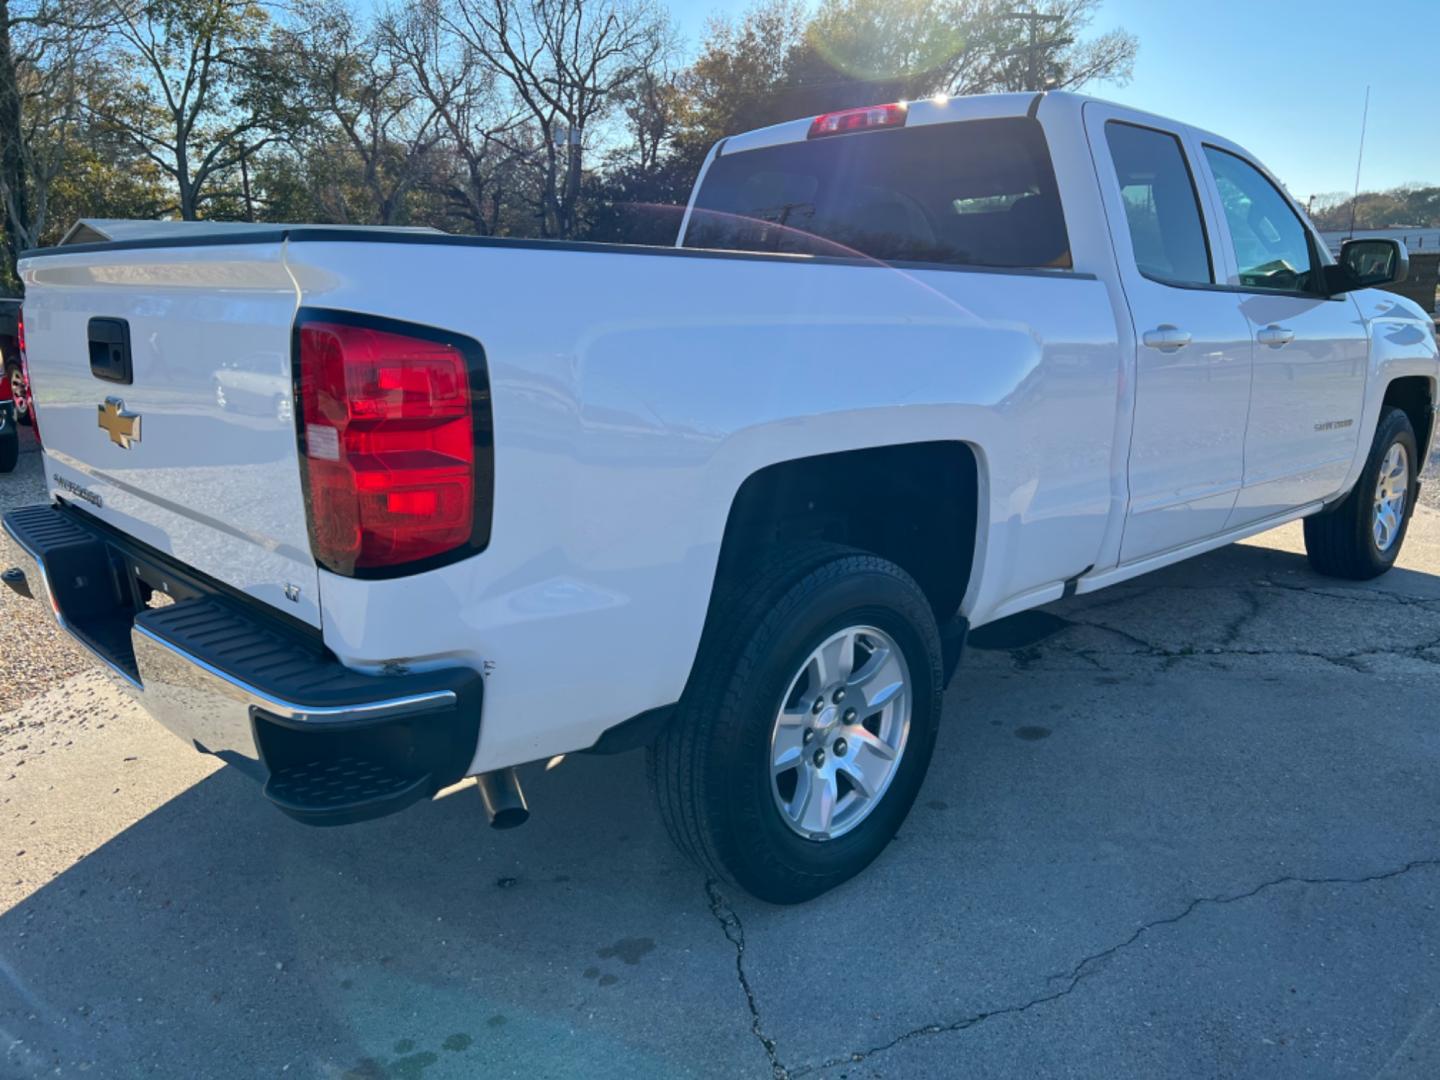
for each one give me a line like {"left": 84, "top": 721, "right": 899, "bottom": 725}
{"left": 1303, "top": 406, "right": 1418, "bottom": 580}
{"left": 649, "top": 544, "right": 943, "bottom": 903}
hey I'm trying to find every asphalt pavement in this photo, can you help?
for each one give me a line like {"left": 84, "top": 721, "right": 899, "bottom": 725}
{"left": 3, "top": 425, "right": 1440, "bottom": 1079}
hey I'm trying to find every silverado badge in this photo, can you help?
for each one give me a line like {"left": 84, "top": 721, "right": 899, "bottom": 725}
{"left": 98, "top": 397, "right": 141, "bottom": 449}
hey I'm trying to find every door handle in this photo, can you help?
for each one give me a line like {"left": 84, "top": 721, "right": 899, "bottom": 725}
{"left": 1257, "top": 324, "right": 1295, "bottom": 348}
{"left": 1141, "top": 325, "right": 1192, "bottom": 352}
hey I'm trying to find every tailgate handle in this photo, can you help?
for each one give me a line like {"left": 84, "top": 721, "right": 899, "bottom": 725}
{"left": 88, "top": 317, "right": 133, "bottom": 384}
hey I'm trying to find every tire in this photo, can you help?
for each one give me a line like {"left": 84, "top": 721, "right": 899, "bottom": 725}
{"left": 1303, "top": 406, "right": 1418, "bottom": 580}
{"left": 0, "top": 428, "right": 17, "bottom": 473}
{"left": 649, "top": 542, "right": 943, "bottom": 904}
{"left": 7, "top": 365, "right": 30, "bottom": 426}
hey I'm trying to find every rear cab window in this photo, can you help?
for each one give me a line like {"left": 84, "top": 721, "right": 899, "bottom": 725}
{"left": 683, "top": 117, "right": 1072, "bottom": 271}
{"left": 1103, "top": 121, "right": 1213, "bottom": 286}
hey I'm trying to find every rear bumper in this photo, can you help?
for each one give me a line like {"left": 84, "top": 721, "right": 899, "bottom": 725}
{"left": 2, "top": 503, "right": 482, "bottom": 825}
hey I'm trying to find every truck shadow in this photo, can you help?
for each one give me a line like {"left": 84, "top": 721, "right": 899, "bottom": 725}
{"left": 4, "top": 534, "right": 1440, "bottom": 1077}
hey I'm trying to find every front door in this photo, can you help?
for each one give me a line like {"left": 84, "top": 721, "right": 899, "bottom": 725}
{"left": 1085, "top": 105, "right": 1255, "bottom": 563}
{"left": 1194, "top": 144, "right": 1369, "bottom": 525}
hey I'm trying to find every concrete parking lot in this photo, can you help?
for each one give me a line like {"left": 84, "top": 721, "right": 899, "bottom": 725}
{"left": 3, "top": 425, "right": 1440, "bottom": 1079}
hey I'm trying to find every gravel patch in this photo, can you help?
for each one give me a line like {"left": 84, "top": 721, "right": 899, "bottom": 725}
{"left": 1422, "top": 439, "right": 1440, "bottom": 513}
{"left": 0, "top": 428, "right": 93, "bottom": 707}
{"left": 0, "top": 669, "right": 134, "bottom": 782}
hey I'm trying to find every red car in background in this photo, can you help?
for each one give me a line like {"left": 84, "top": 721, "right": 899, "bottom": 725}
{"left": 0, "top": 297, "right": 31, "bottom": 472}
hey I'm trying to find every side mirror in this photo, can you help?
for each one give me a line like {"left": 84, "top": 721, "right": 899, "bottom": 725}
{"left": 1330, "top": 237, "right": 1410, "bottom": 293}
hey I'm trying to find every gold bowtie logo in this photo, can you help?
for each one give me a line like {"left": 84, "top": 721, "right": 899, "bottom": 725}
{"left": 98, "top": 397, "right": 141, "bottom": 449}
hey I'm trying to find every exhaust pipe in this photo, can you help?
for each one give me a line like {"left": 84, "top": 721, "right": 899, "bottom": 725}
{"left": 475, "top": 767, "right": 529, "bottom": 829}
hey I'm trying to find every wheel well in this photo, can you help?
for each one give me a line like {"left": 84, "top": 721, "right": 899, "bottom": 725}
{"left": 716, "top": 442, "right": 979, "bottom": 622}
{"left": 1383, "top": 376, "right": 1434, "bottom": 457}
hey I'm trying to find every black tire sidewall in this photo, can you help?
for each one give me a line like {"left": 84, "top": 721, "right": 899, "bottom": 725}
{"left": 704, "top": 560, "right": 941, "bottom": 901}
{"left": 1355, "top": 411, "right": 1418, "bottom": 573}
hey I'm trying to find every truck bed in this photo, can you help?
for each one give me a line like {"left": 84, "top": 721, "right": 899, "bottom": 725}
{"left": 19, "top": 227, "right": 1120, "bottom": 769}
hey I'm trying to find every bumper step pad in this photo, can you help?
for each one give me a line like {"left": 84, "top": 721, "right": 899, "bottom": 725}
{"left": 266, "top": 756, "right": 433, "bottom": 823}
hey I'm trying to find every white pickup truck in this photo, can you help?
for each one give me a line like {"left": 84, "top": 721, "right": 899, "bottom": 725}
{"left": 5, "top": 91, "right": 1436, "bottom": 902}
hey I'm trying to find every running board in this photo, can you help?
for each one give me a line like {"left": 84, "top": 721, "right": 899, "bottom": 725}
{"left": 1075, "top": 502, "right": 1324, "bottom": 595}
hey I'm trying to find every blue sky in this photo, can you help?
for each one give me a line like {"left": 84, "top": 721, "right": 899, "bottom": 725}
{"left": 663, "top": 0, "right": 1440, "bottom": 200}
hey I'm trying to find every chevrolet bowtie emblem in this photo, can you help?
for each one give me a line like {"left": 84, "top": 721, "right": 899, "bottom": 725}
{"left": 98, "top": 397, "right": 141, "bottom": 449}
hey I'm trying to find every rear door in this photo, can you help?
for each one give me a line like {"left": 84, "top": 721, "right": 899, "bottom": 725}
{"left": 19, "top": 241, "right": 320, "bottom": 626}
{"left": 1084, "top": 104, "right": 1254, "bottom": 562}
{"left": 1194, "top": 144, "right": 1368, "bottom": 524}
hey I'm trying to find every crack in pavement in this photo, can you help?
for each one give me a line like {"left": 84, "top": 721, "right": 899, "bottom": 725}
{"left": 1062, "top": 631, "right": 1385, "bottom": 673}
{"left": 1218, "top": 588, "right": 1264, "bottom": 647}
{"left": 1053, "top": 610, "right": 1440, "bottom": 674}
{"left": 719, "top": 564, "right": 1440, "bottom": 1076}
{"left": 705, "top": 878, "right": 788, "bottom": 1079}
{"left": 1065, "top": 575, "right": 1440, "bottom": 624}
{"left": 789, "top": 858, "right": 1440, "bottom": 1077}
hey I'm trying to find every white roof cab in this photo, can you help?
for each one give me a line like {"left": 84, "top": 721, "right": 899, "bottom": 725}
{"left": 5, "top": 91, "right": 1436, "bottom": 901}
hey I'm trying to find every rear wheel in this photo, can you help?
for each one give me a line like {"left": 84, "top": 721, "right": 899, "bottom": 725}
{"left": 649, "top": 543, "right": 943, "bottom": 903}
{"left": 6, "top": 365, "right": 30, "bottom": 426}
{"left": 1303, "top": 406, "right": 1418, "bottom": 579}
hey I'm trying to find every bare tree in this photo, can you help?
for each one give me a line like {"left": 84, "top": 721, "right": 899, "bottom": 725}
{"left": 380, "top": 0, "right": 522, "bottom": 234}
{"left": 982, "top": 0, "right": 1137, "bottom": 93}
{"left": 281, "top": 3, "right": 443, "bottom": 225}
{"left": 445, "top": 0, "right": 669, "bottom": 238}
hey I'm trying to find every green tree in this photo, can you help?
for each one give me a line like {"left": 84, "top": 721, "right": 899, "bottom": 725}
{"left": 1311, "top": 185, "right": 1440, "bottom": 232}
{"left": 93, "top": 0, "right": 281, "bottom": 219}
{"left": 784, "top": 0, "right": 1136, "bottom": 117}
{"left": 677, "top": 0, "right": 806, "bottom": 160}
{"left": 0, "top": 0, "right": 111, "bottom": 286}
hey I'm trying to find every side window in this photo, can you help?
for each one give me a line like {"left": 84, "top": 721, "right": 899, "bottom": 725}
{"left": 1103, "top": 121, "right": 1212, "bottom": 285}
{"left": 1202, "top": 147, "right": 1317, "bottom": 293}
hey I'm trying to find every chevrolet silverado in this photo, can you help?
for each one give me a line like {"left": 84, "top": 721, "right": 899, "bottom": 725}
{"left": 4, "top": 91, "right": 1436, "bottom": 902}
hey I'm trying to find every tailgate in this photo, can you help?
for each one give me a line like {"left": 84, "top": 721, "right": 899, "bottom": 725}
{"left": 18, "top": 241, "right": 320, "bottom": 627}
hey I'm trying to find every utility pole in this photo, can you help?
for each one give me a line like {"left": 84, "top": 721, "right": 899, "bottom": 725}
{"left": 240, "top": 152, "right": 255, "bottom": 223}
{"left": 1001, "top": 8, "right": 1069, "bottom": 91}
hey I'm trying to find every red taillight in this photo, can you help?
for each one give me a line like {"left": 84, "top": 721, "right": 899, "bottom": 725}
{"left": 298, "top": 316, "right": 487, "bottom": 575}
{"left": 807, "top": 102, "right": 908, "bottom": 139}
{"left": 15, "top": 316, "right": 36, "bottom": 439}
